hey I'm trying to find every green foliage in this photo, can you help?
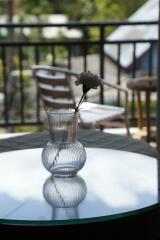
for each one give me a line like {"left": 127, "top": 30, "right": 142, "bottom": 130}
{"left": 6, "top": 0, "right": 147, "bottom": 22}
{"left": 0, "top": 1, "right": 6, "bottom": 15}
{"left": 0, "top": 0, "right": 147, "bottom": 21}
{"left": 14, "top": 125, "right": 43, "bottom": 132}
{"left": 0, "top": 0, "right": 147, "bottom": 38}
{"left": 58, "top": 0, "right": 147, "bottom": 21}
{"left": 16, "top": 0, "right": 55, "bottom": 16}
{"left": 58, "top": 0, "right": 147, "bottom": 39}
{"left": 14, "top": 0, "right": 147, "bottom": 39}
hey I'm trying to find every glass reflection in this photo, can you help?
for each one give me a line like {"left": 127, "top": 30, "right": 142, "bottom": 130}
{"left": 43, "top": 175, "right": 87, "bottom": 220}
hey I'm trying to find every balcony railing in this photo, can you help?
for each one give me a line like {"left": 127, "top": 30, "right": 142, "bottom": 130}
{"left": 0, "top": 21, "right": 158, "bottom": 128}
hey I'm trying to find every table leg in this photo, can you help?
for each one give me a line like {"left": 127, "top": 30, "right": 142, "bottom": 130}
{"left": 136, "top": 91, "right": 143, "bottom": 130}
{"left": 146, "top": 91, "right": 151, "bottom": 142}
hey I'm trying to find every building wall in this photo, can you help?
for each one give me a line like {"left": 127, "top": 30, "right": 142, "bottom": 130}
{"left": 130, "top": 43, "right": 158, "bottom": 77}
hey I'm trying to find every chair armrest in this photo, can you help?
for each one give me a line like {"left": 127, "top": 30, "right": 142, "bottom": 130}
{"left": 102, "top": 80, "right": 128, "bottom": 96}
{"left": 102, "top": 80, "right": 130, "bottom": 134}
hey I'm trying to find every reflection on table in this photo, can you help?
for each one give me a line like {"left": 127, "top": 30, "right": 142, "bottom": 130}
{"left": 43, "top": 175, "right": 87, "bottom": 220}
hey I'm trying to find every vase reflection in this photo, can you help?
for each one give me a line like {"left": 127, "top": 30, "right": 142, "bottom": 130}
{"left": 43, "top": 175, "right": 87, "bottom": 220}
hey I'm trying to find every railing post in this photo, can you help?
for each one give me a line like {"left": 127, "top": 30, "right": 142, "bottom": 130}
{"left": 18, "top": 46, "right": 24, "bottom": 123}
{"left": 157, "top": 0, "right": 160, "bottom": 158}
{"left": 2, "top": 47, "right": 8, "bottom": 124}
{"left": 131, "top": 43, "right": 136, "bottom": 121}
{"left": 34, "top": 46, "right": 40, "bottom": 123}
{"left": 117, "top": 43, "right": 121, "bottom": 106}
{"left": 99, "top": 25, "right": 104, "bottom": 104}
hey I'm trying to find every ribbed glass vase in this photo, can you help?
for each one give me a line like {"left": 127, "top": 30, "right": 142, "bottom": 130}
{"left": 42, "top": 109, "right": 86, "bottom": 177}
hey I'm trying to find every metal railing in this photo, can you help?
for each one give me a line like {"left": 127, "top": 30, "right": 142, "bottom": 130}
{"left": 0, "top": 21, "right": 158, "bottom": 127}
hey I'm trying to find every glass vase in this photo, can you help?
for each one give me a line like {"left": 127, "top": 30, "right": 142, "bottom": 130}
{"left": 42, "top": 109, "right": 86, "bottom": 177}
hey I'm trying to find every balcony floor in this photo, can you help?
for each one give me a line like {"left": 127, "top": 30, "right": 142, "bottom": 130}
{"left": 0, "top": 127, "right": 156, "bottom": 149}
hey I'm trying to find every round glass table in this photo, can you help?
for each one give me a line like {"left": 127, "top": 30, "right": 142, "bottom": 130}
{"left": 0, "top": 147, "right": 159, "bottom": 238}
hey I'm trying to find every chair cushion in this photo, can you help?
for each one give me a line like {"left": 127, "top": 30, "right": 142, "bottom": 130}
{"left": 79, "top": 102, "right": 125, "bottom": 124}
{"left": 127, "top": 77, "right": 157, "bottom": 91}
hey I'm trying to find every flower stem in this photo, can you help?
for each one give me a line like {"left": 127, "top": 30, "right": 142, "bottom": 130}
{"left": 49, "top": 118, "right": 71, "bottom": 170}
{"left": 75, "top": 93, "right": 86, "bottom": 112}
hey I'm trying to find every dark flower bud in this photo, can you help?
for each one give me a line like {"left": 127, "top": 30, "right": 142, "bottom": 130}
{"left": 75, "top": 71, "right": 102, "bottom": 94}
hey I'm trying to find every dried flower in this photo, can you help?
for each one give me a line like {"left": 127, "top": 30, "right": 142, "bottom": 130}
{"left": 75, "top": 71, "right": 102, "bottom": 112}
{"left": 75, "top": 71, "right": 102, "bottom": 94}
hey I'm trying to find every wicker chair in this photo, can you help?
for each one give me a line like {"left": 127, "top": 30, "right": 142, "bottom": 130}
{"left": 32, "top": 65, "right": 130, "bottom": 135}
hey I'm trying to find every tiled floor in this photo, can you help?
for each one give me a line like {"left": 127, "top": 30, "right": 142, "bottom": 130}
{"left": 0, "top": 128, "right": 157, "bottom": 148}
{"left": 104, "top": 127, "right": 157, "bottom": 148}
